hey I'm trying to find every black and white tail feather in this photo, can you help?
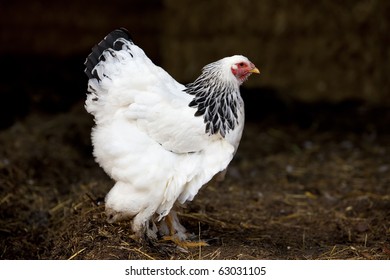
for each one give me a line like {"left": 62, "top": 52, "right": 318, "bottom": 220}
{"left": 84, "top": 28, "right": 133, "bottom": 80}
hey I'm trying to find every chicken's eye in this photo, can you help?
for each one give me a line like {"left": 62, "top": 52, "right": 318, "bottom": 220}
{"left": 239, "top": 62, "right": 245, "bottom": 67}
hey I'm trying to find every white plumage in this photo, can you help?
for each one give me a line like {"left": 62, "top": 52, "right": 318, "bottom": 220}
{"left": 85, "top": 28, "right": 259, "bottom": 244}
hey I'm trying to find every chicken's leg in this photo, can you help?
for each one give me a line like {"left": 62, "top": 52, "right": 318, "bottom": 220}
{"left": 161, "top": 211, "right": 208, "bottom": 248}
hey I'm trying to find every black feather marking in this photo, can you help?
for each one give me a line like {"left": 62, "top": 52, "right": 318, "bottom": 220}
{"left": 195, "top": 95, "right": 206, "bottom": 104}
{"left": 232, "top": 104, "right": 238, "bottom": 118}
{"left": 84, "top": 28, "right": 133, "bottom": 80}
{"left": 212, "top": 114, "right": 219, "bottom": 126}
{"left": 195, "top": 106, "right": 206, "bottom": 116}
{"left": 229, "top": 101, "right": 237, "bottom": 115}
{"left": 205, "top": 122, "right": 210, "bottom": 132}
{"left": 189, "top": 99, "right": 197, "bottom": 107}
{"left": 184, "top": 62, "right": 243, "bottom": 137}
{"left": 113, "top": 40, "right": 125, "bottom": 51}
{"left": 208, "top": 102, "right": 216, "bottom": 116}
{"left": 218, "top": 105, "right": 224, "bottom": 116}
{"left": 227, "top": 117, "right": 234, "bottom": 130}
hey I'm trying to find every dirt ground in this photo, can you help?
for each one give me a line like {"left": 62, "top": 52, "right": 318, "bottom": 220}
{"left": 1, "top": 95, "right": 389, "bottom": 260}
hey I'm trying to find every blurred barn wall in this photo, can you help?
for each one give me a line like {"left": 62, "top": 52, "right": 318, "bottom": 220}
{"left": 161, "top": 0, "right": 389, "bottom": 104}
{"left": 0, "top": 0, "right": 389, "bottom": 128}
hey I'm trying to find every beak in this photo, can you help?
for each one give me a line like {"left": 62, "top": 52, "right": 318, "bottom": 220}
{"left": 249, "top": 67, "right": 260, "bottom": 74}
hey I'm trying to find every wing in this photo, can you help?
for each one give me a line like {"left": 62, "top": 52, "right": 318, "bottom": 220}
{"left": 85, "top": 29, "right": 221, "bottom": 154}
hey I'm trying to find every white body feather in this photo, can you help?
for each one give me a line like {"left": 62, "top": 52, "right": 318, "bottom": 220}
{"left": 86, "top": 37, "right": 245, "bottom": 233}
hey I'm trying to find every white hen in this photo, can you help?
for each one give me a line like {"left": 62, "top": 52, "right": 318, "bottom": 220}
{"left": 84, "top": 28, "right": 259, "bottom": 246}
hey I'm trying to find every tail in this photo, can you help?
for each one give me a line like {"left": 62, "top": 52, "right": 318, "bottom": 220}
{"left": 84, "top": 28, "right": 137, "bottom": 122}
{"left": 84, "top": 28, "right": 132, "bottom": 80}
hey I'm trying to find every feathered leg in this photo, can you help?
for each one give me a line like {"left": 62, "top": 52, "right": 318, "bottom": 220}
{"left": 160, "top": 210, "right": 208, "bottom": 248}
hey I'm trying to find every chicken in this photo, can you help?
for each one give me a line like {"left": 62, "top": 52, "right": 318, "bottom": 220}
{"left": 84, "top": 28, "right": 259, "bottom": 247}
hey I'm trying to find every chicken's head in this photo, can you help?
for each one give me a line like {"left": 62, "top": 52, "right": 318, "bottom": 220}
{"left": 228, "top": 56, "right": 260, "bottom": 85}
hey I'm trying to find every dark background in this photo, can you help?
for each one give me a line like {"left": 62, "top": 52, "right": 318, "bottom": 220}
{"left": 1, "top": 0, "right": 390, "bottom": 130}
{"left": 0, "top": 0, "right": 389, "bottom": 260}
